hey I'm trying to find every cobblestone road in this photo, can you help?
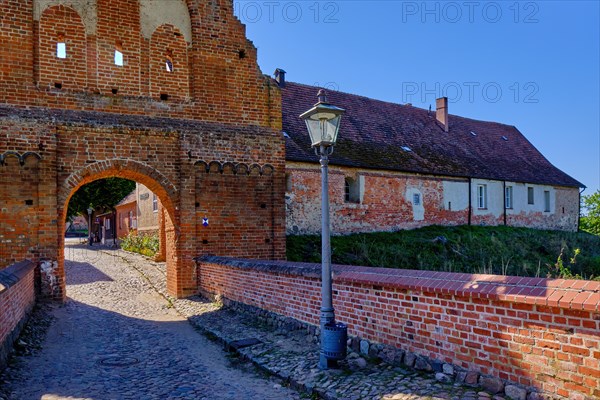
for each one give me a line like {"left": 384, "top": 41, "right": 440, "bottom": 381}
{"left": 0, "top": 243, "right": 300, "bottom": 400}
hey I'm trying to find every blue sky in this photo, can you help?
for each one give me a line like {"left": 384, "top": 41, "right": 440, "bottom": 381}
{"left": 235, "top": 0, "right": 600, "bottom": 195}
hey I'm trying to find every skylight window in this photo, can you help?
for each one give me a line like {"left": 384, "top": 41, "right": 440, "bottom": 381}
{"left": 401, "top": 146, "right": 412, "bottom": 152}
{"left": 470, "top": 131, "right": 477, "bottom": 136}
{"left": 501, "top": 136, "right": 508, "bottom": 141}
{"left": 282, "top": 131, "right": 290, "bottom": 138}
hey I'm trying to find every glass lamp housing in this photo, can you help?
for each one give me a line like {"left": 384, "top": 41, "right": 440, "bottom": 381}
{"left": 300, "top": 96, "right": 345, "bottom": 148}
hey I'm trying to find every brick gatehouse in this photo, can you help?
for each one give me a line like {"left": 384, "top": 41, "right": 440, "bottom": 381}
{"left": 0, "top": 0, "right": 286, "bottom": 300}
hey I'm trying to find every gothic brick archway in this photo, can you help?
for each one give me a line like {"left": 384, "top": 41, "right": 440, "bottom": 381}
{"left": 53, "top": 159, "right": 181, "bottom": 301}
{"left": 0, "top": 0, "right": 286, "bottom": 302}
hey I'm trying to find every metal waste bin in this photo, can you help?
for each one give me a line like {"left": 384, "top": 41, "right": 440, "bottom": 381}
{"left": 321, "top": 322, "right": 347, "bottom": 360}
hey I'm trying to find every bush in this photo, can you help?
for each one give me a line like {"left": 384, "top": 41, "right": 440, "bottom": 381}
{"left": 120, "top": 232, "right": 159, "bottom": 257}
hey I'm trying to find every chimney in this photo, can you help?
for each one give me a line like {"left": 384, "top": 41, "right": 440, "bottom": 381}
{"left": 436, "top": 97, "right": 449, "bottom": 132}
{"left": 274, "top": 68, "right": 286, "bottom": 88}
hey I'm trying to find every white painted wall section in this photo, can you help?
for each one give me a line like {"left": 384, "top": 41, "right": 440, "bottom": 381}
{"left": 442, "top": 181, "right": 468, "bottom": 211}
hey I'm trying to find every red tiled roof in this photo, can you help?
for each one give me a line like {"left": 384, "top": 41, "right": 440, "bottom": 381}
{"left": 282, "top": 82, "right": 584, "bottom": 188}
{"left": 116, "top": 190, "right": 136, "bottom": 207}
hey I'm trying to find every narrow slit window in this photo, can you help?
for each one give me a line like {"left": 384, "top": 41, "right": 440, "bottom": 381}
{"left": 57, "top": 35, "right": 67, "bottom": 59}
{"left": 114, "top": 42, "right": 124, "bottom": 66}
{"left": 165, "top": 49, "right": 174, "bottom": 72}
{"left": 527, "top": 187, "right": 534, "bottom": 205}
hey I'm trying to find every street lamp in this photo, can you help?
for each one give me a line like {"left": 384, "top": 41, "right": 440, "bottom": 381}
{"left": 87, "top": 207, "right": 93, "bottom": 246}
{"left": 300, "top": 89, "right": 347, "bottom": 369}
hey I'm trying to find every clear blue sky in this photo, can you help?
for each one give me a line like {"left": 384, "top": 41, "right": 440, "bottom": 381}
{"left": 235, "top": 0, "right": 600, "bottom": 195}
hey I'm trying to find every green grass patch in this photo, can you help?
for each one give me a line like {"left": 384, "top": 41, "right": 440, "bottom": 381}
{"left": 120, "top": 232, "right": 159, "bottom": 258}
{"left": 287, "top": 226, "right": 600, "bottom": 280}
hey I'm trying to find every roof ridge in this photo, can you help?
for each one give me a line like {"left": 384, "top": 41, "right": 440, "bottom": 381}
{"left": 285, "top": 81, "right": 520, "bottom": 130}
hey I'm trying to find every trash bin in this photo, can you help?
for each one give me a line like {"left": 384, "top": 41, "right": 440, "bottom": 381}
{"left": 321, "top": 322, "right": 347, "bottom": 360}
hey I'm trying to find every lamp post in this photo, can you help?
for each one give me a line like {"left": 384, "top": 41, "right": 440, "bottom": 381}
{"left": 87, "top": 207, "right": 93, "bottom": 246}
{"left": 300, "top": 89, "right": 346, "bottom": 369}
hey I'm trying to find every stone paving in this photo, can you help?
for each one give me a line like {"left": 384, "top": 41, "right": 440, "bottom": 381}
{"left": 0, "top": 243, "right": 300, "bottom": 400}
{"left": 1, "top": 244, "right": 501, "bottom": 400}
{"left": 102, "top": 246, "right": 500, "bottom": 400}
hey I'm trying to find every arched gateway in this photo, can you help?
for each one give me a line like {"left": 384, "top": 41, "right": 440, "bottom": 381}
{"left": 0, "top": 0, "right": 286, "bottom": 300}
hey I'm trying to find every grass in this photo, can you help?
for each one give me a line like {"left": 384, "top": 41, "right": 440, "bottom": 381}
{"left": 287, "top": 226, "right": 600, "bottom": 280}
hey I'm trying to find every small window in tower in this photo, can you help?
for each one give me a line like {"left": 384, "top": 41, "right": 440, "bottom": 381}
{"left": 165, "top": 49, "right": 174, "bottom": 72}
{"left": 114, "top": 42, "right": 124, "bottom": 66}
{"left": 57, "top": 35, "right": 67, "bottom": 59}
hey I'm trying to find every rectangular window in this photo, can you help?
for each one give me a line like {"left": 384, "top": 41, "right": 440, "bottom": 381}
{"left": 105, "top": 218, "right": 111, "bottom": 230}
{"left": 527, "top": 187, "right": 534, "bottom": 205}
{"left": 413, "top": 193, "right": 421, "bottom": 206}
{"left": 477, "top": 184, "right": 487, "bottom": 209}
{"left": 505, "top": 186, "right": 513, "bottom": 209}
{"left": 114, "top": 49, "right": 124, "bottom": 66}
{"left": 153, "top": 194, "right": 158, "bottom": 212}
{"left": 57, "top": 42, "right": 66, "bottom": 59}
{"left": 544, "top": 190, "right": 551, "bottom": 212}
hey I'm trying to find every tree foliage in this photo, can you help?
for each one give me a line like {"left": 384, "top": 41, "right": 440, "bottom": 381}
{"left": 580, "top": 190, "right": 600, "bottom": 236}
{"left": 67, "top": 178, "right": 135, "bottom": 220}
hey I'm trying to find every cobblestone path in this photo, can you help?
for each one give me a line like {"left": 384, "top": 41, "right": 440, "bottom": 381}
{"left": 0, "top": 244, "right": 300, "bottom": 400}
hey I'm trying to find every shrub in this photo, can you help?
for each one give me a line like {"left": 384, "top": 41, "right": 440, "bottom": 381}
{"left": 120, "top": 232, "right": 159, "bottom": 257}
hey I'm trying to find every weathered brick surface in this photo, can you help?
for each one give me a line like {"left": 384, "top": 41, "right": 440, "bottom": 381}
{"left": 286, "top": 163, "right": 580, "bottom": 235}
{"left": 0, "top": 107, "right": 285, "bottom": 300}
{"left": 0, "top": 0, "right": 282, "bottom": 128}
{"left": 197, "top": 257, "right": 600, "bottom": 400}
{"left": 0, "top": 261, "right": 36, "bottom": 369}
{"left": 0, "top": 1, "right": 285, "bottom": 300}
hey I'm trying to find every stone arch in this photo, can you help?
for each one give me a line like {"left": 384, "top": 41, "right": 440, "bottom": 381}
{"left": 37, "top": 4, "right": 87, "bottom": 90}
{"left": 149, "top": 24, "right": 190, "bottom": 100}
{"left": 54, "top": 159, "right": 183, "bottom": 300}
{"left": 34, "top": 0, "right": 98, "bottom": 35}
{"left": 140, "top": 0, "right": 192, "bottom": 44}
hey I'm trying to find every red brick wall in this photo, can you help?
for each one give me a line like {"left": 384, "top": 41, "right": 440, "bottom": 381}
{"left": 0, "top": 261, "right": 36, "bottom": 368}
{"left": 286, "top": 166, "right": 469, "bottom": 235}
{"left": 149, "top": 24, "right": 190, "bottom": 100}
{"left": 0, "top": 110, "right": 286, "bottom": 300}
{"left": 0, "top": 0, "right": 282, "bottom": 129}
{"left": 96, "top": 0, "right": 141, "bottom": 96}
{"left": 286, "top": 164, "right": 579, "bottom": 234}
{"left": 0, "top": 0, "right": 285, "bottom": 300}
{"left": 37, "top": 5, "right": 88, "bottom": 91}
{"left": 197, "top": 257, "right": 600, "bottom": 400}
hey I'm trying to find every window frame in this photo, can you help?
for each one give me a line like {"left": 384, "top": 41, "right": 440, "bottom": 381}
{"left": 152, "top": 194, "right": 158, "bottom": 212}
{"left": 412, "top": 193, "right": 421, "bottom": 206}
{"left": 477, "top": 184, "right": 487, "bottom": 209}
{"left": 505, "top": 186, "right": 513, "bottom": 209}
{"left": 527, "top": 187, "right": 535, "bottom": 205}
{"left": 544, "top": 190, "right": 551, "bottom": 212}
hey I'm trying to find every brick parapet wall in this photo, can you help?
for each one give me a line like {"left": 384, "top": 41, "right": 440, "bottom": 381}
{"left": 0, "top": 260, "right": 36, "bottom": 370}
{"left": 196, "top": 256, "right": 600, "bottom": 399}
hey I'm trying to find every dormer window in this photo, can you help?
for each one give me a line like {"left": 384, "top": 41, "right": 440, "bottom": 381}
{"left": 114, "top": 42, "right": 124, "bottom": 66}
{"left": 165, "top": 49, "right": 174, "bottom": 72}
{"left": 56, "top": 34, "right": 66, "bottom": 59}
